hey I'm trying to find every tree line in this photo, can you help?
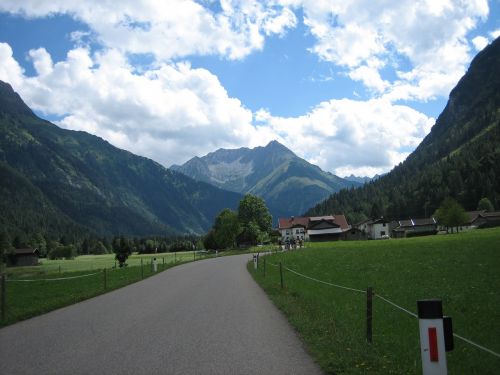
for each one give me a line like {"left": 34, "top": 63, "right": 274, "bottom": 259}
{"left": 0, "top": 230, "right": 202, "bottom": 263}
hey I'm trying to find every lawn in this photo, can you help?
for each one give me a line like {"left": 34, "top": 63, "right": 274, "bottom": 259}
{"left": 249, "top": 228, "right": 500, "bottom": 374}
{"left": 2, "top": 250, "right": 207, "bottom": 278}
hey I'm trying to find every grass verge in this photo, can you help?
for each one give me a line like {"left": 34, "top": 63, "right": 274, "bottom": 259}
{"left": 249, "top": 228, "right": 500, "bottom": 374}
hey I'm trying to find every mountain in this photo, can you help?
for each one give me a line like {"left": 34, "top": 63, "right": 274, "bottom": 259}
{"left": 0, "top": 81, "right": 243, "bottom": 239}
{"left": 307, "top": 37, "right": 500, "bottom": 223}
{"left": 343, "top": 174, "right": 384, "bottom": 184}
{"left": 171, "top": 141, "right": 361, "bottom": 219}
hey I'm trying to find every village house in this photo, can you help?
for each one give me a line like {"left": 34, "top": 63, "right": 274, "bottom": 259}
{"left": 440, "top": 210, "right": 500, "bottom": 232}
{"left": 278, "top": 214, "right": 351, "bottom": 242}
{"left": 392, "top": 218, "right": 438, "bottom": 238}
{"left": 356, "top": 217, "right": 391, "bottom": 239}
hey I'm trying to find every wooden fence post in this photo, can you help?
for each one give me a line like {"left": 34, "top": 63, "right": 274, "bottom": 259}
{"left": 1, "top": 274, "right": 5, "bottom": 321}
{"left": 367, "top": 287, "right": 373, "bottom": 343}
{"left": 103, "top": 268, "right": 107, "bottom": 290}
{"left": 279, "top": 262, "right": 284, "bottom": 289}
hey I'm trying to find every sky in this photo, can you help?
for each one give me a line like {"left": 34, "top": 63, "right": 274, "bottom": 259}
{"left": 0, "top": 1, "right": 499, "bottom": 177}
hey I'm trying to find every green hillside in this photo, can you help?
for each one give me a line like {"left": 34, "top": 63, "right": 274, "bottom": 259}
{"left": 308, "top": 37, "right": 500, "bottom": 222}
{"left": 0, "top": 81, "right": 242, "bottom": 239}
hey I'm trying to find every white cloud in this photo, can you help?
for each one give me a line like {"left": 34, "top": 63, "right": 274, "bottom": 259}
{"left": 472, "top": 35, "right": 489, "bottom": 51}
{"left": 0, "top": 42, "right": 435, "bottom": 177}
{"left": 285, "top": 0, "right": 489, "bottom": 101}
{"left": 0, "top": 0, "right": 296, "bottom": 61}
{"left": 255, "top": 98, "right": 434, "bottom": 176}
{"left": 0, "top": 44, "right": 265, "bottom": 166}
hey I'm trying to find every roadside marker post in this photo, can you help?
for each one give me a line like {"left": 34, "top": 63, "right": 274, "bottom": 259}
{"left": 1, "top": 274, "right": 5, "bottom": 321}
{"left": 279, "top": 262, "right": 284, "bottom": 289}
{"left": 103, "top": 268, "right": 107, "bottom": 290}
{"left": 153, "top": 257, "right": 158, "bottom": 273}
{"left": 253, "top": 254, "right": 258, "bottom": 270}
{"left": 417, "top": 299, "right": 453, "bottom": 375}
{"left": 366, "top": 287, "right": 373, "bottom": 343}
{"left": 141, "top": 258, "right": 144, "bottom": 279}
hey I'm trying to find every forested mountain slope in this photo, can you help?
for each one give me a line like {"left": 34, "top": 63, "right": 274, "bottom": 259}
{"left": 0, "top": 81, "right": 242, "bottom": 239}
{"left": 307, "top": 37, "right": 500, "bottom": 222}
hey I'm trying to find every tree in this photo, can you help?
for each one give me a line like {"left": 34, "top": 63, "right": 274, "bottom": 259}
{"left": 237, "top": 194, "right": 272, "bottom": 246}
{"left": 238, "top": 194, "right": 272, "bottom": 233}
{"left": 434, "top": 197, "right": 468, "bottom": 233}
{"left": 213, "top": 209, "right": 240, "bottom": 249}
{"left": 113, "top": 235, "right": 131, "bottom": 267}
{"left": 477, "top": 197, "right": 494, "bottom": 212}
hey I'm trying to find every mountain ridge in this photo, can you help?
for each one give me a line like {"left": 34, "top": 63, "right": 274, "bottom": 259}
{"left": 172, "top": 140, "right": 361, "bottom": 218}
{"left": 0, "top": 81, "right": 243, "bottom": 238}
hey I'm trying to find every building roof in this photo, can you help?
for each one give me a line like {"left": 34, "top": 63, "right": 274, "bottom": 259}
{"left": 13, "top": 248, "right": 39, "bottom": 256}
{"left": 397, "top": 217, "right": 437, "bottom": 228}
{"left": 278, "top": 214, "right": 350, "bottom": 231}
{"left": 331, "top": 214, "right": 350, "bottom": 231}
{"left": 278, "top": 216, "right": 310, "bottom": 230}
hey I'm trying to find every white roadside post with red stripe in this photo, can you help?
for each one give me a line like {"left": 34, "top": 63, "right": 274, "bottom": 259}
{"left": 417, "top": 299, "right": 454, "bottom": 375}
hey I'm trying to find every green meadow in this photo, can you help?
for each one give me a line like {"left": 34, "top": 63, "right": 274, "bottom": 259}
{"left": 249, "top": 228, "right": 500, "bottom": 374}
{"left": 2, "top": 251, "right": 204, "bottom": 278}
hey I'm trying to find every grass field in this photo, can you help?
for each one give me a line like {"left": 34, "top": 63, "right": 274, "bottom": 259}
{"left": 0, "top": 251, "right": 215, "bottom": 328}
{"left": 249, "top": 228, "right": 500, "bottom": 374}
{"left": 2, "top": 250, "right": 208, "bottom": 278}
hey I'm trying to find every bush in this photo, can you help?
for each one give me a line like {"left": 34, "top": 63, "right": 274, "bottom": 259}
{"left": 48, "top": 245, "right": 76, "bottom": 260}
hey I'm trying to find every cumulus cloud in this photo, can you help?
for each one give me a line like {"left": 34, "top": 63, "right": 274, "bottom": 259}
{"left": 255, "top": 98, "right": 434, "bottom": 176}
{"left": 0, "top": 43, "right": 271, "bottom": 166}
{"left": 472, "top": 35, "right": 489, "bottom": 51}
{"left": 0, "top": 0, "right": 296, "bottom": 61}
{"left": 284, "top": 0, "right": 489, "bottom": 101}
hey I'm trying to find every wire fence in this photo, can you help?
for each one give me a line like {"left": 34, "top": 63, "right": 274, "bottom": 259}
{"left": 262, "top": 256, "right": 500, "bottom": 360}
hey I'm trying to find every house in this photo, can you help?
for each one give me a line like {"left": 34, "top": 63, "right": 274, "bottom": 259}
{"left": 6, "top": 248, "right": 40, "bottom": 267}
{"left": 445, "top": 210, "right": 500, "bottom": 232}
{"left": 341, "top": 227, "right": 367, "bottom": 241}
{"left": 277, "top": 214, "right": 351, "bottom": 242}
{"left": 356, "top": 217, "right": 391, "bottom": 239}
{"left": 392, "top": 218, "right": 438, "bottom": 238}
{"left": 278, "top": 216, "right": 309, "bottom": 242}
{"left": 307, "top": 215, "right": 350, "bottom": 242}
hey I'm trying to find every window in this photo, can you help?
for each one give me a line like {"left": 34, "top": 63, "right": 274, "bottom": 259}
{"left": 295, "top": 229, "right": 300, "bottom": 234}
{"left": 382, "top": 223, "right": 386, "bottom": 227}
{"left": 381, "top": 231, "right": 386, "bottom": 236}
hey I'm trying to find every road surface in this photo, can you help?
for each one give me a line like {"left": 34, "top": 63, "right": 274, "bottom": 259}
{"left": 0, "top": 254, "right": 322, "bottom": 374}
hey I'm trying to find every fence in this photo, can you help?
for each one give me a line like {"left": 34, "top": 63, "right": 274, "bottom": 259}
{"left": 0, "top": 251, "right": 215, "bottom": 325}
{"left": 255, "top": 255, "right": 500, "bottom": 362}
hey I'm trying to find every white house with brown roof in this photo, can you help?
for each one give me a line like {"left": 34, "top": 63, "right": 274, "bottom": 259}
{"left": 278, "top": 214, "right": 350, "bottom": 242}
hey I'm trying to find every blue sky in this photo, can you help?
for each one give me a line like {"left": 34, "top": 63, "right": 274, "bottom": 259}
{"left": 0, "top": 1, "right": 498, "bottom": 177}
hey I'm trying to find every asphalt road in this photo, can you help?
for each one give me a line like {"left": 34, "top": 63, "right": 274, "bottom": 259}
{"left": 0, "top": 254, "right": 322, "bottom": 374}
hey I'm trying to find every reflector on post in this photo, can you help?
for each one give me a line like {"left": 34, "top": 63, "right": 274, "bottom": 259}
{"left": 417, "top": 299, "right": 448, "bottom": 375}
